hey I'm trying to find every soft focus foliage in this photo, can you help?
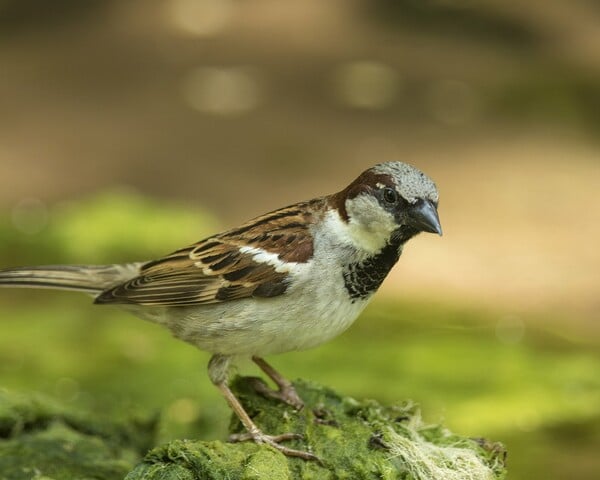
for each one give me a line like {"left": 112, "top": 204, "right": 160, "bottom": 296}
{"left": 0, "top": 190, "right": 218, "bottom": 266}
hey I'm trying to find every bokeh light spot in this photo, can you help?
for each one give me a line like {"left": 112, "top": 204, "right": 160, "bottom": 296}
{"left": 334, "top": 61, "right": 399, "bottom": 110}
{"left": 167, "top": 397, "right": 200, "bottom": 424}
{"left": 181, "top": 67, "right": 262, "bottom": 116}
{"left": 166, "top": 0, "right": 234, "bottom": 37}
{"left": 121, "top": 335, "right": 156, "bottom": 363}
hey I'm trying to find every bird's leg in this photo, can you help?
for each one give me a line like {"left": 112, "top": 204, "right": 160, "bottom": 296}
{"left": 251, "top": 356, "right": 304, "bottom": 410}
{"left": 208, "top": 354, "right": 318, "bottom": 461}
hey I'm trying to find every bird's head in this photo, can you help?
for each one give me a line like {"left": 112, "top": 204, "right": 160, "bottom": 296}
{"left": 330, "top": 162, "right": 441, "bottom": 253}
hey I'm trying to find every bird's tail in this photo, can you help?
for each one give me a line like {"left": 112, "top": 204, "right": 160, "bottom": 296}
{"left": 0, "top": 264, "right": 142, "bottom": 295}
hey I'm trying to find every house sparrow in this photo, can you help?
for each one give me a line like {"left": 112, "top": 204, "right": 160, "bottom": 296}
{"left": 0, "top": 161, "right": 441, "bottom": 460}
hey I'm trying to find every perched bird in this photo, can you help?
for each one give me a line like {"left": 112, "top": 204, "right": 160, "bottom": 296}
{"left": 0, "top": 161, "right": 441, "bottom": 460}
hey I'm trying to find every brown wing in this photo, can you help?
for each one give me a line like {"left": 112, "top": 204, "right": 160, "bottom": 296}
{"left": 94, "top": 199, "right": 324, "bottom": 306}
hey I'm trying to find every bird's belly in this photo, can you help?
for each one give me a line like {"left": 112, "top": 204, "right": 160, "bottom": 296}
{"left": 156, "top": 278, "right": 369, "bottom": 357}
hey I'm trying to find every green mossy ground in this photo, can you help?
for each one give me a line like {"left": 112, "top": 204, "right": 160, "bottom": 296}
{"left": 0, "top": 379, "right": 506, "bottom": 480}
{"left": 0, "top": 390, "right": 155, "bottom": 479}
{"left": 134, "top": 376, "right": 506, "bottom": 480}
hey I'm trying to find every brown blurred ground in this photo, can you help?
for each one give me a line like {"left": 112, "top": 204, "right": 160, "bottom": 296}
{"left": 0, "top": 0, "right": 599, "bottom": 325}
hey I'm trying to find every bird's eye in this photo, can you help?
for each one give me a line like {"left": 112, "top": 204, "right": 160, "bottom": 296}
{"left": 383, "top": 187, "right": 398, "bottom": 204}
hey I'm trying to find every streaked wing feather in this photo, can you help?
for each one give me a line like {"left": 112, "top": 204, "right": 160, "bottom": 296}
{"left": 94, "top": 200, "right": 324, "bottom": 306}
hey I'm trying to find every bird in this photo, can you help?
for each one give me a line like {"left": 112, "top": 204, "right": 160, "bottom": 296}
{"left": 0, "top": 161, "right": 441, "bottom": 461}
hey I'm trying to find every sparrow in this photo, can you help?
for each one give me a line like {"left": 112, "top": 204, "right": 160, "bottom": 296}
{"left": 0, "top": 161, "right": 441, "bottom": 461}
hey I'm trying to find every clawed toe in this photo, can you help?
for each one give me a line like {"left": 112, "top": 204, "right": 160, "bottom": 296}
{"left": 229, "top": 431, "right": 303, "bottom": 443}
{"left": 268, "top": 432, "right": 304, "bottom": 442}
{"left": 277, "top": 386, "right": 304, "bottom": 411}
{"left": 268, "top": 441, "right": 320, "bottom": 462}
{"left": 213, "top": 370, "right": 318, "bottom": 463}
{"left": 250, "top": 357, "right": 306, "bottom": 410}
{"left": 229, "top": 429, "right": 320, "bottom": 461}
{"left": 248, "top": 377, "right": 305, "bottom": 410}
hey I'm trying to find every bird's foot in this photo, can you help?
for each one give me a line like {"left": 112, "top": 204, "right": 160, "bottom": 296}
{"left": 229, "top": 430, "right": 320, "bottom": 462}
{"left": 248, "top": 376, "right": 305, "bottom": 410}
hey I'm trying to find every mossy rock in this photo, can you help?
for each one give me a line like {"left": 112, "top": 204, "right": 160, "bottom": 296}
{"left": 0, "top": 381, "right": 506, "bottom": 479}
{"left": 0, "top": 390, "right": 155, "bottom": 480}
{"left": 128, "top": 377, "right": 507, "bottom": 480}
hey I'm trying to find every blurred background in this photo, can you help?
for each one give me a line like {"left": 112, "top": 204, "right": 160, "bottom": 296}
{"left": 0, "top": 0, "right": 599, "bottom": 478}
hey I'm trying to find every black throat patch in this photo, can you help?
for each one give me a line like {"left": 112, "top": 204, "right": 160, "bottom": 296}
{"left": 343, "top": 242, "right": 401, "bottom": 301}
{"left": 342, "top": 228, "right": 417, "bottom": 301}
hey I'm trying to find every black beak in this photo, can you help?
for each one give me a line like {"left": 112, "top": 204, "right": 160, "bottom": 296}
{"left": 408, "top": 199, "right": 442, "bottom": 236}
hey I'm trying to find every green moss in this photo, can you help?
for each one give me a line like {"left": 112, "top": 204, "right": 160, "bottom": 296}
{"left": 126, "top": 439, "right": 290, "bottom": 480}
{"left": 0, "top": 390, "right": 156, "bottom": 480}
{"left": 127, "top": 377, "right": 507, "bottom": 480}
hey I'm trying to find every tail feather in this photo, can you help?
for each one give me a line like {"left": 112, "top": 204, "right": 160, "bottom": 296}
{"left": 0, "top": 264, "right": 142, "bottom": 295}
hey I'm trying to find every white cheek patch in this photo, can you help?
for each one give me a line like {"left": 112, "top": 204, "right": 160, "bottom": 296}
{"left": 344, "top": 194, "right": 397, "bottom": 253}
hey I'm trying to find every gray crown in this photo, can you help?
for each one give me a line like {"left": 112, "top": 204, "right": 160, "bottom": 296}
{"left": 373, "top": 162, "right": 438, "bottom": 204}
